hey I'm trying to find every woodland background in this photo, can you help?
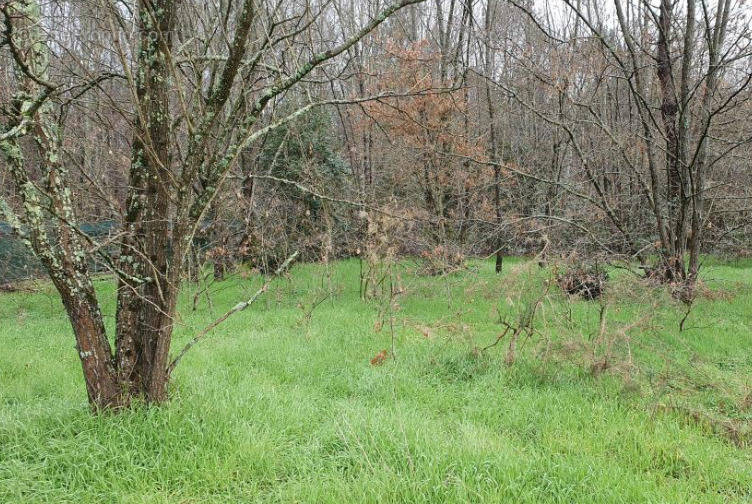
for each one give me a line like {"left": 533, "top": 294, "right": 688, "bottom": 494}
{"left": 2, "top": 0, "right": 750, "bottom": 284}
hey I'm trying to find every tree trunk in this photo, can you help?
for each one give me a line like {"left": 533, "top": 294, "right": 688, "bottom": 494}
{"left": 656, "top": 0, "right": 692, "bottom": 283}
{"left": 58, "top": 282, "right": 124, "bottom": 408}
{"left": 114, "top": 0, "right": 178, "bottom": 403}
{"left": 484, "top": 0, "right": 503, "bottom": 273}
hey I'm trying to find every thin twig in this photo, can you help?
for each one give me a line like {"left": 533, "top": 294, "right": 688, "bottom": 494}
{"left": 479, "top": 323, "right": 514, "bottom": 352}
{"left": 166, "top": 251, "right": 299, "bottom": 376}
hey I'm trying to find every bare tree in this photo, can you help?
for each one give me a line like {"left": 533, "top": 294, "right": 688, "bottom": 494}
{"left": 484, "top": 0, "right": 751, "bottom": 283}
{"left": 0, "top": 0, "right": 424, "bottom": 409}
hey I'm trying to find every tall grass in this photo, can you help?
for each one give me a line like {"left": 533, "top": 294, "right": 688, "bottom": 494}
{"left": 1, "top": 258, "right": 751, "bottom": 502}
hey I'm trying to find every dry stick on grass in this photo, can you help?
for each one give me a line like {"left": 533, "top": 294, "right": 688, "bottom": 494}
{"left": 479, "top": 322, "right": 514, "bottom": 353}
{"left": 479, "top": 280, "right": 552, "bottom": 361}
{"left": 296, "top": 291, "right": 332, "bottom": 339}
{"left": 678, "top": 294, "right": 696, "bottom": 333}
{"left": 166, "top": 251, "right": 299, "bottom": 377}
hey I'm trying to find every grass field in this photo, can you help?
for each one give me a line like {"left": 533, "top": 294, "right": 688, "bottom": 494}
{"left": 1, "top": 257, "right": 751, "bottom": 503}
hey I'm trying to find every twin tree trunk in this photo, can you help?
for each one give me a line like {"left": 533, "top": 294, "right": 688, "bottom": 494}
{"left": 69, "top": 0, "right": 180, "bottom": 409}
{"left": 1, "top": 0, "right": 425, "bottom": 410}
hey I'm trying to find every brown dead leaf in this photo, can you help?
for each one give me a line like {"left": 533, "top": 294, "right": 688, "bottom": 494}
{"left": 370, "top": 349, "right": 389, "bottom": 366}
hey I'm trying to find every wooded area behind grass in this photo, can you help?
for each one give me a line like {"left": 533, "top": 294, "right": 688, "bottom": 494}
{"left": 2, "top": 258, "right": 751, "bottom": 503}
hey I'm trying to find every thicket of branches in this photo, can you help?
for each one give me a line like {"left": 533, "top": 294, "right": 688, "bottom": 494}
{"left": 1, "top": 0, "right": 750, "bottom": 410}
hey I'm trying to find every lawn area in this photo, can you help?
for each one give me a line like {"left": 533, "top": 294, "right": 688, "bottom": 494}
{"left": 1, "top": 257, "right": 751, "bottom": 503}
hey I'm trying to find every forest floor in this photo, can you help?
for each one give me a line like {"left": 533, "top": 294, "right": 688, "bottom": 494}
{"left": 1, "top": 257, "right": 751, "bottom": 503}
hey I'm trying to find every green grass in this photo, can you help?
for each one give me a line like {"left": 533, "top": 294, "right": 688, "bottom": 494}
{"left": 1, "top": 258, "right": 751, "bottom": 503}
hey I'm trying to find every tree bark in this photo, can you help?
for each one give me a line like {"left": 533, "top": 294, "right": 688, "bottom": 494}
{"left": 114, "top": 0, "right": 178, "bottom": 403}
{"left": 484, "top": 0, "right": 503, "bottom": 273}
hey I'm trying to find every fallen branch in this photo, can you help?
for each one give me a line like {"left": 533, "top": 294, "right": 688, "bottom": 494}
{"left": 0, "top": 283, "right": 19, "bottom": 293}
{"left": 166, "top": 251, "right": 299, "bottom": 376}
{"left": 478, "top": 280, "right": 551, "bottom": 363}
{"left": 0, "top": 282, "right": 39, "bottom": 294}
{"left": 479, "top": 322, "right": 514, "bottom": 352}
